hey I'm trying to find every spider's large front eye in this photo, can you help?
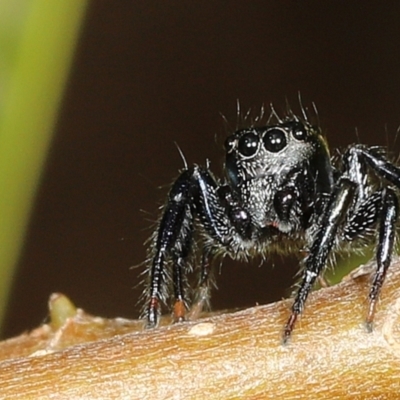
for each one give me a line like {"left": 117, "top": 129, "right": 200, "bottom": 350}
{"left": 238, "top": 132, "right": 259, "bottom": 157}
{"left": 263, "top": 128, "right": 287, "bottom": 153}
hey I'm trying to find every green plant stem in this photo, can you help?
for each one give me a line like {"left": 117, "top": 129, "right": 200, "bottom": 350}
{"left": 0, "top": 1, "right": 88, "bottom": 332}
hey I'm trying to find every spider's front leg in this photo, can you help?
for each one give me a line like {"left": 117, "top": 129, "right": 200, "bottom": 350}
{"left": 354, "top": 147, "right": 400, "bottom": 329}
{"left": 284, "top": 145, "right": 400, "bottom": 343}
{"left": 145, "top": 165, "right": 236, "bottom": 328}
{"left": 365, "top": 188, "right": 398, "bottom": 330}
{"left": 283, "top": 178, "right": 356, "bottom": 343}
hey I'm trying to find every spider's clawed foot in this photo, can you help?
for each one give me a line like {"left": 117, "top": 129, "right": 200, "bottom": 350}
{"left": 282, "top": 312, "right": 298, "bottom": 345}
{"left": 173, "top": 299, "right": 186, "bottom": 323}
{"left": 365, "top": 297, "right": 379, "bottom": 333}
{"left": 146, "top": 302, "right": 159, "bottom": 329}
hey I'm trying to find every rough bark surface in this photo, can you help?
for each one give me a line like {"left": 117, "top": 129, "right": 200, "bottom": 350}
{"left": 1, "top": 259, "right": 400, "bottom": 399}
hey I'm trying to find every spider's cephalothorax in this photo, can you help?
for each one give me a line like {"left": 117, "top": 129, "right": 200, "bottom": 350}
{"left": 143, "top": 111, "right": 400, "bottom": 343}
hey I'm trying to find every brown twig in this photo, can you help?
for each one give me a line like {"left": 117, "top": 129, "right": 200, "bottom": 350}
{"left": 1, "top": 259, "right": 400, "bottom": 399}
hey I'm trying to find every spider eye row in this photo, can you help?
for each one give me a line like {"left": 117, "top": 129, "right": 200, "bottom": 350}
{"left": 225, "top": 123, "right": 308, "bottom": 158}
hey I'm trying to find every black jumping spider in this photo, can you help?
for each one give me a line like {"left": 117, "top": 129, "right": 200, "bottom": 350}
{"left": 143, "top": 105, "right": 400, "bottom": 343}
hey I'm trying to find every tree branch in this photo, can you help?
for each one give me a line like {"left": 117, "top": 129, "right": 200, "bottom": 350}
{"left": 1, "top": 259, "right": 400, "bottom": 399}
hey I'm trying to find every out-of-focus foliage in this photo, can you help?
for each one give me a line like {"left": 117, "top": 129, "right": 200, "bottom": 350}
{"left": 0, "top": 1, "right": 88, "bottom": 331}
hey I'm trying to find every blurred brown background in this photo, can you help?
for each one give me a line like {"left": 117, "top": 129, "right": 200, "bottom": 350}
{"left": 3, "top": 2, "right": 400, "bottom": 338}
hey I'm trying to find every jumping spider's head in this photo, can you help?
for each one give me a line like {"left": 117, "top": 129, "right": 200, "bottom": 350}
{"left": 224, "top": 118, "right": 332, "bottom": 194}
{"left": 223, "top": 118, "right": 334, "bottom": 231}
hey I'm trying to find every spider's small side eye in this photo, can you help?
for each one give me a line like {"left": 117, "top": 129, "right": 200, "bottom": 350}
{"left": 263, "top": 128, "right": 287, "bottom": 153}
{"left": 224, "top": 136, "right": 236, "bottom": 153}
{"left": 292, "top": 124, "right": 308, "bottom": 141}
{"left": 238, "top": 131, "right": 260, "bottom": 158}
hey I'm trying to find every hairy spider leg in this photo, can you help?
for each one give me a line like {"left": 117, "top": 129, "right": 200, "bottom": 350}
{"left": 284, "top": 146, "right": 400, "bottom": 343}
{"left": 146, "top": 165, "right": 238, "bottom": 328}
{"left": 146, "top": 169, "right": 193, "bottom": 328}
{"left": 367, "top": 188, "right": 398, "bottom": 329}
{"left": 355, "top": 147, "right": 400, "bottom": 329}
{"left": 283, "top": 178, "right": 355, "bottom": 343}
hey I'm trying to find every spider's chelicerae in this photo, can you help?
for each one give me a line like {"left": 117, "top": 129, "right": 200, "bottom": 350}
{"left": 143, "top": 106, "right": 400, "bottom": 343}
